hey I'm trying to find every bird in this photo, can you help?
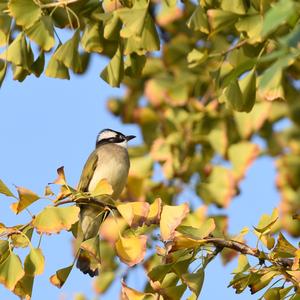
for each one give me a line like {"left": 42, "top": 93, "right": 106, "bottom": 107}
{"left": 76, "top": 128, "right": 135, "bottom": 277}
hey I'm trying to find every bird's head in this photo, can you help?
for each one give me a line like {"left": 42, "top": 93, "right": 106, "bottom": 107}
{"left": 96, "top": 128, "right": 135, "bottom": 148}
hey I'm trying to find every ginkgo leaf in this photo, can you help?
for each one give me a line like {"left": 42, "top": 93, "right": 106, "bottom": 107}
{"left": 25, "top": 16, "right": 55, "bottom": 51}
{"left": 11, "top": 186, "right": 40, "bottom": 214}
{"left": 8, "top": 0, "right": 41, "bottom": 29}
{"left": 228, "top": 142, "right": 260, "bottom": 181}
{"left": 24, "top": 248, "right": 45, "bottom": 276}
{"left": 187, "top": 6, "right": 209, "bottom": 34}
{"left": 32, "top": 206, "right": 80, "bottom": 234}
{"left": 81, "top": 22, "right": 104, "bottom": 53}
{"left": 31, "top": 51, "right": 45, "bottom": 77}
{"left": 272, "top": 232, "right": 297, "bottom": 258}
{"left": 92, "top": 179, "right": 113, "bottom": 197}
{"left": 177, "top": 218, "right": 216, "bottom": 240}
{"left": 100, "top": 45, "right": 124, "bottom": 87}
{"left": 115, "top": 234, "right": 147, "bottom": 267}
{"left": 116, "top": 201, "right": 150, "bottom": 228}
{"left": 45, "top": 53, "right": 70, "bottom": 79}
{"left": 54, "top": 30, "right": 81, "bottom": 73}
{"left": 121, "top": 281, "right": 149, "bottom": 300}
{"left": 146, "top": 198, "right": 162, "bottom": 225}
{"left": 93, "top": 271, "right": 115, "bottom": 294}
{"left": 254, "top": 208, "right": 279, "bottom": 234}
{"left": 52, "top": 166, "right": 67, "bottom": 185}
{"left": 0, "top": 252, "right": 25, "bottom": 290}
{"left": 117, "top": 1, "right": 148, "bottom": 38}
{"left": 49, "top": 265, "right": 73, "bottom": 288}
{"left": 160, "top": 203, "right": 189, "bottom": 241}
{"left": 13, "top": 274, "right": 34, "bottom": 299}
{"left": 0, "top": 32, "right": 33, "bottom": 70}
{"left": 0, "top": 179, "right": 14, "bottom": 197}
{"left": 199, "top": 166, "right": 236, "bottom": 208}
{"left": 182, "top": 268, "right": 204, "bottom": 297}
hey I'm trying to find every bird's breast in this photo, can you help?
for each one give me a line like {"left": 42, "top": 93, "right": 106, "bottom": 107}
{"left": 88, "top": 144, "right": 130, "bottom": 199}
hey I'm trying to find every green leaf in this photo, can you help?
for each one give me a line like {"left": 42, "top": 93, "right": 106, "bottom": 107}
{"left": 124, "top": 53, "right": 146, "bottom": 77}
{"left": 187, "top": 48, "right": 208, "bottom": 68}
{"left": 0, "top": 32, "right": 33, "bottom": 70}
{"left": 10, "top": 227, "right": 33, "bottom": 248}
{"left": 262, "top": 0, "right": 295, "bottom": 37}
{"left": 254, "top": 208, "right": 279, "bottom": 234}
{"left": 177, "top": 218, "right": 216, "bottom": 240}
{"left": 25, "top": 16, "right": 55, "bottom": 51}
{"left": 100, "top": 45, "right": 124, "bottom": 87}
{"left": 117, "top": 1, "right": 148, "bottom": 38}
{"left": 93, "top": 271, "right": 115, "bottom": 294}
{"left": 54, "top": 30, "right": 81, "bottom": 73}
{"left": 232, "top": 254, "right": 250, "bottom": 274}
{"left": 31, "top": 51, "right": 45, "bottom": 77}
{"left": 272, "top": 232, "right": 297, "bottom": 258}
{"left": 11, "top": 186, "right": 40, "bottom": 214}
{"left": 199, "top": 166, "right": 236, "bottom": 208}
{"left": 162, "top": 284, "right": 186, "bottom": 300}
{"left": 103, "top": 12, "right": 122, "bottom": 40}
{"left": 207, "top": 9, "right": 238, "bottom": 32}
{"left": 187, "top": 6, "right": 209, "bottom": 34}
{"left": 182, "top": 268, "right": 204, "bottom": 297}
{"left": 24, "top": 248, "right": 45, "bottom": 276}
{"left": 235, "top": 15, "right": 263, "bottom": 43}
{"left": 0, "top": 60, "right": 6, "bottom": 87}
{"left": 259, "top": 54, "right": 296, "bottom": 101}
{"left": 0, "top": 252, "right": 25, "bottom": 290}
{"left": 8, "top": 0, "right": 41, "bottom": 29}
{"left": 81, "top": 22, "right": 104, "bottom": 53}
{"left": 32, "top": 206, "right": 80, "bottom": 234}
{"left": 221, "top": 79, "right": 243, "bottom": 111}
{"left": 49, "top": 265, "right": 73, "bottom": 288}
{"left": 0, "top": 14, "right": 11, "bottom": 47}
{"left": 13, "top": 274, "right": 34, "bottom": 299}
{"left": 123, "top": 13, "right": 160, "bottom": 55}
{"left": 45, "top": 53, "right": 70, "bottom": 79}
{"left": 0, "top": 179, "right": 14, "bottom": 197}
{"left": 221, "top": 0, "right": 246, "bottom": 14}
{"left": 228, "top": 142, "right": 260, "bottom": 181}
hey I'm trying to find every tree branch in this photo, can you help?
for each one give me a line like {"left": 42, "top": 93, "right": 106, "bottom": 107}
{"left": 204, "top": 237, "right": 293, "bottom": 268}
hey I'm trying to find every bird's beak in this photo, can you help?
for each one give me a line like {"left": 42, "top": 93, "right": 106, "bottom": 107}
{"left": 125, "top": 135, "right": 136, "bottom": 141}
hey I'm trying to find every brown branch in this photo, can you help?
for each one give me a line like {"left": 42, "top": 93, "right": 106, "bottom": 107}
{"left": 204, "top": 237, "right": 293, "bottom": 268}
{"left": 54, "top": 197, "right": 115, "bottom": 210}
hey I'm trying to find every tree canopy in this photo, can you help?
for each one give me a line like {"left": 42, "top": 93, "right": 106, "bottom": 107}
{"left": 0, "top": 0, "right": 300, "bottom": 299}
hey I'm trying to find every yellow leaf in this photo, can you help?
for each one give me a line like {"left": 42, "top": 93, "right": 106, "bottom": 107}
{"left": 146, "top": 198, "right": 162, "bottom": 226}
{"left": 0, "top": 179, "right": 14, "bottom": 197}
{"left": 24, "top": 248, "right": 45, "bottom": 276}
{"left": 92, "top": 179, "right": 113, "bottom": 197}
{"left": 53, "top": 166, "right": 67, "bottom": 185}
{"left": 0, "top": 252, "right": 25, "bottom": 290}
{"left": 116, "top": 202, "right": 150, "bottom": 228}
{"left": 32, "top": 206, "right": 80, "bottom": 234}
{"left": 160, "top": 203, "right": 189, "bottom": 241}
{"left": 115, "top": 235, "right": 147, "bottom": 267}
{"left": 121, "top": 281, "right": 149, "bottom": 300}
{"left": 49, "top": 265, "right": 73, "bottom": 288}
{"left": 11, "top": 186, "right": 40, "bottom": 214}
{"left": 100, "top": 216, "right": 127, "bottom": 244}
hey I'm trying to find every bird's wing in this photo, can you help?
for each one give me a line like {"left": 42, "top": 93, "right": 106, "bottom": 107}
{"left": 77, "top": 151, "right": 99, "bottom": 192}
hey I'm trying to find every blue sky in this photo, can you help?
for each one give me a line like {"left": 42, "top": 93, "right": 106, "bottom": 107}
{"left": 0, "top": 54, "right": 282, "bottom": 300}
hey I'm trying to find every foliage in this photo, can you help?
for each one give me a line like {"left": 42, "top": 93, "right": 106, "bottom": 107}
{"left": 0, "top": 0, "right": 300, "bottom": 299}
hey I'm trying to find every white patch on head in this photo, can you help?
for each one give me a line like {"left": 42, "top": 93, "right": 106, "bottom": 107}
{"left": 96, "top": 129, "right": 128, "bottom": 148}
{"left": 97, "top": 130, "right": 118, "bottom": 142}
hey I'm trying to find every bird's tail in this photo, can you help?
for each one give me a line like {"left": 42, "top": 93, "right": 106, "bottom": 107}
{"left": 76, "top": 206, "right": 108, "bottom": 277}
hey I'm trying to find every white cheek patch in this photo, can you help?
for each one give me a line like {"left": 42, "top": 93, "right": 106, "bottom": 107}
{"left": 118, "top": 140, "right": 128, "bottom": 149}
